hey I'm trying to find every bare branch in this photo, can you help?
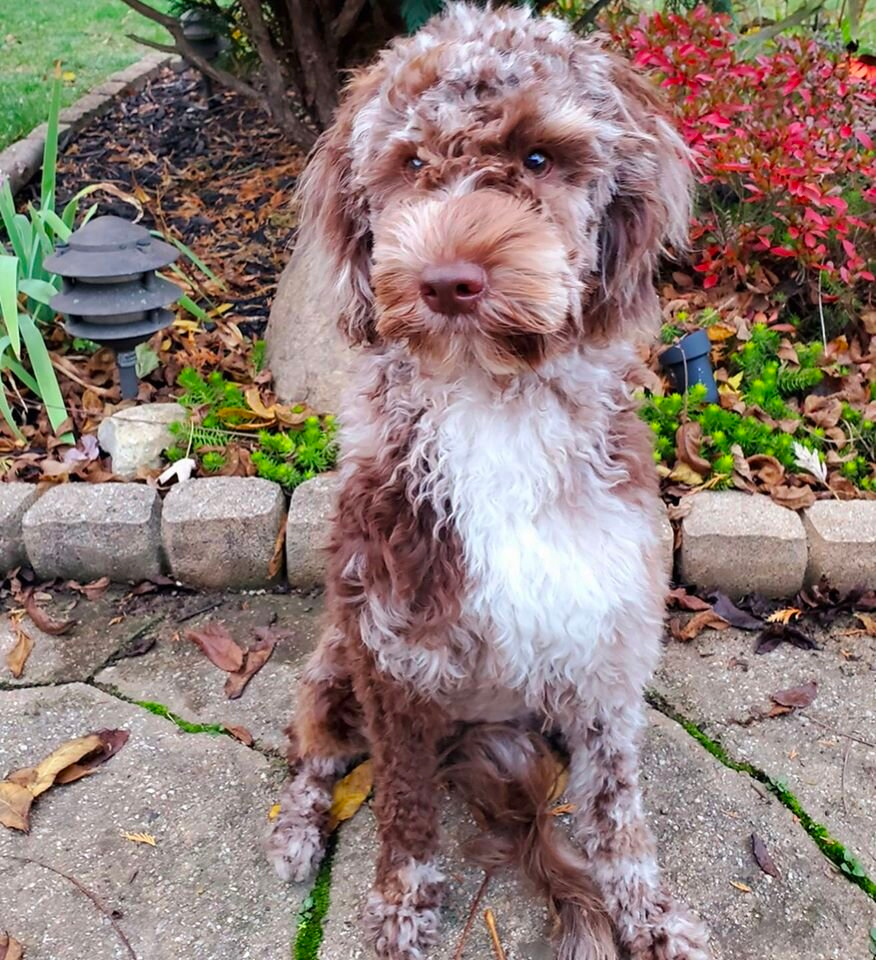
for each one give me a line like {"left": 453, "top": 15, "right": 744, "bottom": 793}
{"left": 333, "top": 0, "right": 369, "bottom": 40}
{"left": 127, "top": 34, "right": 179, "bottom": 56}
{"left": 117, "top": 0, "right": 176, "bottom": 29}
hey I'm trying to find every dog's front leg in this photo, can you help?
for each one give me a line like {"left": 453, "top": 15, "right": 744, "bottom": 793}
{"left": 356, "top": 665, "right": 448, "bottom": 960}
{"left": 562, "top": 700, "right": 711, "bottom": 960}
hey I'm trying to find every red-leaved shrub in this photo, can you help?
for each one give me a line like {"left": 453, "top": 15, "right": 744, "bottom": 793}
{"left": 611, "top": 7, "right": 876, "bottom": 306}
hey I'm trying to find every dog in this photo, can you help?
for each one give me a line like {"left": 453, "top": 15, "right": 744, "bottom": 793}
{"left": 267, "top": 4, "right": 711, "bottom": 959}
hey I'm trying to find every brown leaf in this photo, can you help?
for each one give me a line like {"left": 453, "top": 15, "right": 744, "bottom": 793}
{"left": 224, "top": 630, "right": 277, "bottom": 700}
{"left": 328, "top": 760, "right": 373, "bottom": 830}
{"left": 802, "top": 395, "right": 842, "bottom": 429}
{"left": 854, "top": 613, "right": 876, "bottom": 637}
{"left": 5, "top": 627, "right": 33, "bottom": 678}
{"left": 666, "top": 588, "right": 712, "bottom": 612}
{"left": 771, "top": 681, "right": 817, "bottom": 709}
{"left": 668, "top": 461, "right": 704, "bottom": 486}
{"left": 748, "top": 455, "right": 785, "bottom": 489}
{"left": 751, "top": 833, "right": 780, "bottom": 878}
{"left": 769, "top": 484, "right": 815, "bottom": 511}
{"left": 670, "top": 610, "right": 730, "bottom": 641}
{"left": 756, "top": 623, "right": 818, "bottom": 654}
{"left": 729, "top": 880, "right": 752, "bottom": 894}
{"left": 186, "top": 623, "right": 244, "bottom": 673}
{"left": 24, "top": 593, "right": 75, "bottom": 635}
{"left": 224, "top": 724, "right": 254, "bottom": 746}
{"left": 53, "top": 729, "right": 130, "bottom": 785}
{"left": 710, "top": 592, "right": 763, "bottom": 630}
{"left": 267, "top": 515, "right": 287, "bottom": 580}
{"left": 67, "top": 576, "right": 110, "bottom": 601}
{"left": 676, "top": 421, "right": 711, "bottom": 475}
{"left": 0, "top": 931, "right": 25, "bottom": 960}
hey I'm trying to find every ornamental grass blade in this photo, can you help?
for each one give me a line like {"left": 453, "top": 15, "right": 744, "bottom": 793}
{"left": 40, "top": 65, "right": 62, "bottom": 211}
{"left": 0, "top": 256, "right": 21, "bottom": 359}
{"left": 17, "top": 310, "right": 71, "bottom": 438}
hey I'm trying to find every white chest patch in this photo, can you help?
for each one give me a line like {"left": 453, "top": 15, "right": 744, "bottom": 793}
{"left": 412, "top": 353, "right": 663, "bottom": 707}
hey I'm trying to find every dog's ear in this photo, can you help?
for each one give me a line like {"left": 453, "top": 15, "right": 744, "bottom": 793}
{"left": 594, "top": 57, "right": 691, "bottom": 338}
{"left": 294, "top": 68, "right": 384, "bottom": 345}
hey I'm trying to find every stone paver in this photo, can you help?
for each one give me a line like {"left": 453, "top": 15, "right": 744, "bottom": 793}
{"left": 0, "top": 683, "right": 305, "bottom": 960}
{"left": 653, "top": 622, "right": 876, "bottom": 878}
{"left": 680, "top": 491, "right": 807, "bottom": 598}
{"left": 286, "top": 473, "right": 339, "bottom": 587}
{"left": 322, "top": 708, "right": 874, "bottom": 960}
{"left": 0, "top": 482, "right": 41, "bottom": 573}
{"left": 22, "top": 483, "right": 162, "bottom": 582}
{"left": 97, "top": 403, "right": 186, "bottom": 478}
{"left": 804, "top": 500, "right": 876, "bottom": 592}
{"left": 162, "top": 477, "right": 285, "bottom": 589}
{"left": 96, "top": 593, "right": 321, "bottom": 752}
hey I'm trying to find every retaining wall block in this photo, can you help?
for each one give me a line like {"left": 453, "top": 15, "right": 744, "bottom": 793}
{"left": 679, "top": 491, "right": 807, "bottom": 599}
{"left": 286, "top": 473, "right": 339, "bottom": 588}
{"left": 803, "top": 500, "right": 876, "bottom": 593}
{"left": 22, "top": 483, "right": 162, "bottom": 582}
{"left": 162, "top": 477, "right": 285, "bottom": 589}
{"left": 0, "top": 483, "right": 42, "bottom": 574}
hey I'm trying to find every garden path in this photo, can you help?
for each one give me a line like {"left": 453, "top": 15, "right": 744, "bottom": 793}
{"left": 0, "top": 587, "right": 873, "bottom": 959}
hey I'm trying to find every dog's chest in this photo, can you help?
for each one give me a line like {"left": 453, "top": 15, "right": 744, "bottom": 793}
{"left": 416, "top": 379, "right": 659, "bottom": 697}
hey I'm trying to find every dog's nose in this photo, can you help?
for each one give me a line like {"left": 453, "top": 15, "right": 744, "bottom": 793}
{"left": 419, "top": 263, "right": 485, "bottom": 315}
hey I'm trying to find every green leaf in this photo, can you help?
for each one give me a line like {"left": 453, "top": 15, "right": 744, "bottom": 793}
{"left": 0, "top": 179, "right": 29, "bottom": 265}
{"left": 19, "top": 277, "right": 60, "bottom": 307}
{"left": 155, "top": 232, "right": 225, "bottom": 287}
{"left": 178, "top": 293, "right": 209, "bottom": 322}
{"left": 18, "top": 309, "right": 70, "bottom": 437}
{"left": 735, "top": 1, "right": 824, "bottom": 57}
{"left": 135, "top": 342, "right": 160, "bottom": 378}
{"left": 0, "top": 371, "right": 23, "bottom": 440}
{"left": 0, "top": 256, "right": 21, "bottom": 358}
{"left": 40, "top": 66, "right": 63, "bottom": 212}
{"left": 0, "top": 352, "right": 40, "bottom": 395}
{"left": 39, "top": 208, "right": 72, "bottom": 242}
{"left": 61, "top": 193, "right": 80, "bottom": 230}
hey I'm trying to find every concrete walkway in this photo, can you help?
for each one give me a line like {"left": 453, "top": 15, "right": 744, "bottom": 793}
{"left": 1, "top": 587, "right": 873, "bottom": 959}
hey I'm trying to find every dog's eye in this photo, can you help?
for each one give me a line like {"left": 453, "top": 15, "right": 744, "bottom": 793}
{"left": 407, "top": 156, "right": 425, "bottom": 172}
{"left": 523, "top": 150, "right": 551, "bottom": 174}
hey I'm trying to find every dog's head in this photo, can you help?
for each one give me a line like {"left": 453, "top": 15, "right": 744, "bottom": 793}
{"left": 296, "top": 2, "right": 690, "bottom": 373}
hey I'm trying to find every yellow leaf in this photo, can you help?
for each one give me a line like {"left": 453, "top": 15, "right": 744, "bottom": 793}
{"left": 172, "top": 318, "right": 200, "bottom": 333}
{"left": 5, "top": 626, "right": 33, "bottom": 678}
{"left": 267, "top": 803, "right": 281, "bottom": 821}
{"left": 730, "top": 880, "right": 752, "bottom": 893}
{"left": 854, "top": 613, "right": 876, "bottom": 637}
{"left": 210, "top": 303, "right": 234, "bottom": 317}
{"left": 328, "top": 760, "right": 373, "bottom": 830}
{"left": 668, "top": 462, "right": 704, "bottom": 486}
{"left": 121, "top": 831, "right": 156, "bottom": 846}
{"left": 160, "top": 339, "right": 172, "bottom": 351}
{"left": 726, "top": 372, "right": 744, "bottom": 390}
{"left": 550, "top": 802, "right": 576, "bottom": 816}
{"left": 766, "top": 608, "right": 802, "bottom": 625}
{"left": 244, "top": 386, "right": 277, "bottom": 421}
{"left": 62, "top": 70, "right": 76, "bottom": 82}
{"left": 707, "top": 323, "right": 736, "bottom": 342}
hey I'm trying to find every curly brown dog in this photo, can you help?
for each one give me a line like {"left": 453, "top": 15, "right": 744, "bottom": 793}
{"left": 267, "top": 5, "right": 711, "bottom": 959}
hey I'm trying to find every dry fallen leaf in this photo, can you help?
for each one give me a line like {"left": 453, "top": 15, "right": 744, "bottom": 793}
{"left": 668, "top": 461, "right": 705, "bottom": 486}
{"left": 670, "top": 609, "right": 730, "bottom": 641}
{"left": 751, "top": 833, "right": 780, "bottom": 878}
{"left": 67, "top": 576, "right": 111, "bottom": 602}
{"left": 267, "top": 518, "right": 287, "bottom": 581}
{"left": 121, "top": 831, "right": 156, "bottom": 846}
{"left": 186, "top": 623, "right": 244, "bottom": 673}
{"left": 5, "top": 627, "right": 33, "bottom": 678}
{"left": 0, "top": 730, "right": 128, "bottom": 832}
{"left": 769, "top": 484, "right": 816, "bottom": 511}
{"left": 666, "top": 588, "right": 712, "bottom": 612}
{"left": 676, "top": 421, "right": 712, "bottom": 475}
{"left": 24, "top": 593, "right": 74, "bottom": 636}
{"left": 766, "top": 608, "right": 802, "bottom": 625}
{"left": 267, "top": 803, "right": 281, "bottom": 821}
{"left": 550, "top": 802, "right": 576, "bottom": 816}
{"left": 224, "top": 628, "right": 279, "bottom": 700}
{"left": 729, "top": 880, "right": 752, "bottom": 893}
{"left": 0, "top": 931, "right": 25, "bottom": 960}
{"left": 328, "top": 760, "right": 374, "bottom": 830}
{"left": 770, "top": 681, "right": 817, "bottom": 710}
{"left": 224, "top": 724, "right": 254, "bottom": 746}
{"left": 854, "top": 613, "right": 876, "bottom": 637}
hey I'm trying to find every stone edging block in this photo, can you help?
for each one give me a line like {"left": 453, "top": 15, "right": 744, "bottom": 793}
{"left": 0, "top": 52, "right": 174, "bottom": 196}
{"left": 22, "top": 483, "right": 162, "bottom": 582}
{"left": 162, "top": 476, "right": 285, "bottom": 589}
{"left": 286, "top": 473, "right": 340, "bottom": 588}
{"left": 803, "top": 500, "right": 876, "bottom": 593}
{"left": 0, "top": 483, "right": 43, "bottom": 573}
{"left": 679, "top": 490, "right": 807, "bottom": 599}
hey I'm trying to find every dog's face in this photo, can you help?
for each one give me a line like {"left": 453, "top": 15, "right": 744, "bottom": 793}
{"left": 297, "top": 3, "right": 690, "bottom": 373}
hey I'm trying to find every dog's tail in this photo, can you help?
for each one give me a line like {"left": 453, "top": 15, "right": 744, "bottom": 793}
{"left": 441, "top": 723, "right": 617, "bottom": 960}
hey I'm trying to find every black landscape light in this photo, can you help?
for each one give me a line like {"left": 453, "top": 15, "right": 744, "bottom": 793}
{"left": 659, "top": 328, "right": 719, "bottom": 403}
{"left": 180, "top": 8, "right": 222, "bottom": 61}
{"left": 45, "top": 216, "right": 182, "bottom": 399}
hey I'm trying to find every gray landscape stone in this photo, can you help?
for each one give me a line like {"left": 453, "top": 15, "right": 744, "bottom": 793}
{"left": 162, "top": 476, "right": 286, "bottom": 589}
{"left": 286, "top": 472, "right": 339, "bottom": 587}
{"left": 22, "top": 483, "right": 162, "bottom": 582}
{"left": 0, "top": 482, "right": 41, "bottom": 573}
{"left": 804, "top": 500, "right": 876, "bottom": 592}
{"left": 98, "top": 402, "right": 186, "bottom": 477}
{"left": 0, "top": 683, "right": 305, "bottom": 960}
{"left": 96, "top": 593, "right": 321, "bottom": 752}
{"left": 657, "top": 506, "right": 674, "bottom": 579}
{"left": 265, "top": 249, "right": 355, "bottom": 413}
{"left": 653, "top": 622, "right": 876, "bottom": 879}
{"left": 322, "top": 707, "right": 874, "bottom": 960}
{"left": 679, "top": 491, "right": 807, "bottom": 598}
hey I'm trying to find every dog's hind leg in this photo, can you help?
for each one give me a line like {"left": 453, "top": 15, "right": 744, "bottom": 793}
{"left": 562, "top": 699, "right": 711, "bottom": 960}
{"left": 266, "top": 626, "right": 365, "bottom": 883}
{"left": 355, "top": 662, "right": 449, "bottom": 960}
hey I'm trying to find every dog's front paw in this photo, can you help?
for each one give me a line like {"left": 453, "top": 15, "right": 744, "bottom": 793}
{"left": 626, "top": 901, "right": 711, "bottom": 960}
{"left": 362, "top": 860, "right": 444, "bottom": 960}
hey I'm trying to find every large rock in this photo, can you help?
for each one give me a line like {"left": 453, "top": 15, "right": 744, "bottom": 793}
{"left": 265, "top": 249, "right": 355, "bottom": 414}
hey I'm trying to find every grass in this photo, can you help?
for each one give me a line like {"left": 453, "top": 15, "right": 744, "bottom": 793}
{"left": 0, "top": 1, "right": 171, "bottom": 151}
{"left": 294, "top": 835, "right": 337, "bottom": 960}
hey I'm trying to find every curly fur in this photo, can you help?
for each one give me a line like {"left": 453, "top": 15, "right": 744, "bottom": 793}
{"left": 268, "top": 5, "right": 710, "bottom": 959}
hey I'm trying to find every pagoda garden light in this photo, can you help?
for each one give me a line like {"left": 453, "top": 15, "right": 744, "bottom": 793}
{"left": 45, "top": 216, "right": 182, "bottom": 400}
{"left": 180, "top": 9, "right": 224, "bottom": 99}
{"left": 659, "top": 328, "right": 719, "bottom": 403}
